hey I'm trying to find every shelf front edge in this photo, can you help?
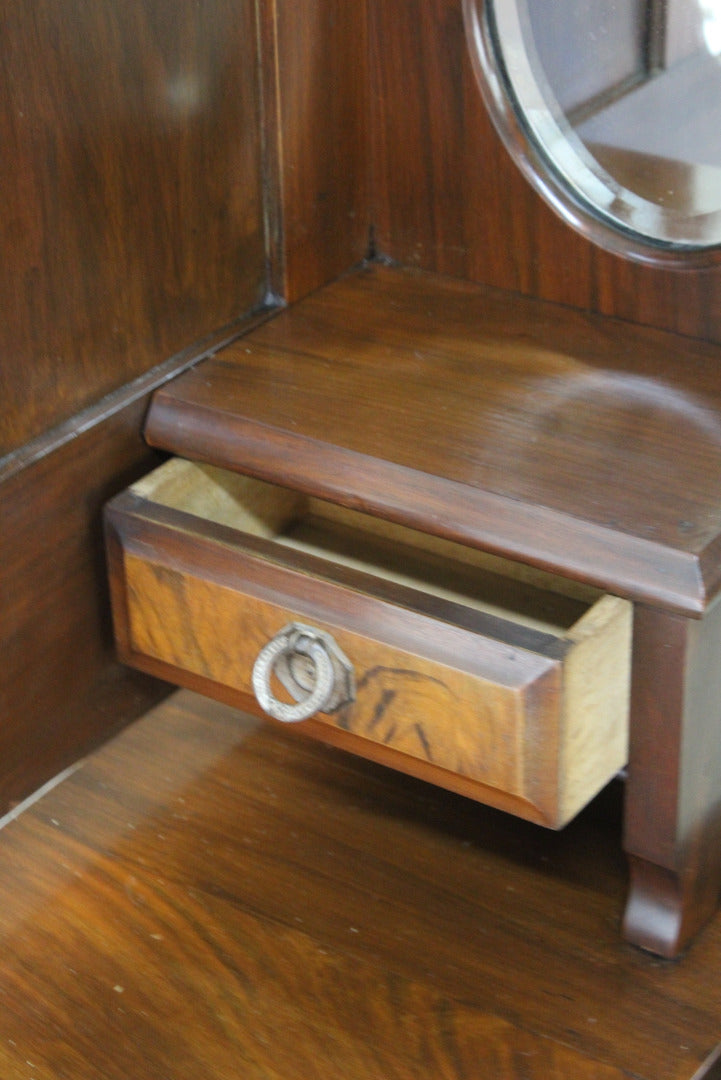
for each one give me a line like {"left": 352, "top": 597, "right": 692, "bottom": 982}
{"left": 145, "top": 395, "right": 706, "bottom": 616}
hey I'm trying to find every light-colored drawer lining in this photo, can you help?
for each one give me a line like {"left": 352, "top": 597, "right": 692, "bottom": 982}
{"left": 132, "top": 458, "right": 602, "bottom": 637}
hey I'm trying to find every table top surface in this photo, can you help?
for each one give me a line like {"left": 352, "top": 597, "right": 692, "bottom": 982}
{"left": 146, "top": 265, "right": 721, "bottom": 614}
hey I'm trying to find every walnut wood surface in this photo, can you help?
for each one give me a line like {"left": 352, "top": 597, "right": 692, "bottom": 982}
{"left": 271, "top": 1, "right": 371, "bottom": 302}
{"left": 0, "top": 0, "right": 281, "bottom": 812}
{"left": 0, "top": 398, "right": 166, "bottom": 813}
{"left": 0, "top": 0, "right": 267, "bottom": 457}
{"left": 0, "top": 688, "right": 720, "bottom": 1079}
{"left": 106, "top": 468, "right": 630, "bottom": 827}
{"left": 0, "top": 313, "right": 278, "bottom": 815}
{"left": 145, "top": 265, "right": 721, "bottom": 613}
{"left": 141, "top": 265, "right": 721, "bottom": 954}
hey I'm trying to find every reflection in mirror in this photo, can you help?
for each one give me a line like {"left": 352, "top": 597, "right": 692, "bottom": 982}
{"left": 463, "top": 0, "right": 721, "bottom": 260}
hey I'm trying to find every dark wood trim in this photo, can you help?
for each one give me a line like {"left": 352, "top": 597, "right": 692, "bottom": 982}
{"left": 624, "top": 602, "right": 721, "bottom": 956}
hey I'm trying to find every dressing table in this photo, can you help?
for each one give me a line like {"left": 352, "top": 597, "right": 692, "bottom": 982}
{"left": 105, "top": 0, "right": 721, "bottom": 958}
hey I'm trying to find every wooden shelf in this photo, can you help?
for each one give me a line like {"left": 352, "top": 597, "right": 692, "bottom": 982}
{"left": 146, "top": 265, "right": 721, "bottom": 614}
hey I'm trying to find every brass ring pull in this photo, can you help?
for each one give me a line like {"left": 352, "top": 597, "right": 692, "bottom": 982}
{"left": 251, "top": 623, "right": 355, "bottom": 723}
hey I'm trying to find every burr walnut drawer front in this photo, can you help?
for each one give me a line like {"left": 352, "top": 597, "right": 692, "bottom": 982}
{"left": 105, "top": 458, "right": 631, "bottom": 828}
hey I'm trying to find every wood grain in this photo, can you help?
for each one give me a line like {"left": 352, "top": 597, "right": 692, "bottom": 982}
{"left": 138, "top": 265, "right": 721, "bottom": 953}
{"left": 106, "top": 459, "right": 631, "bottom": 826}
{"left": 272, "top": 0, "right": 371, "bottom": 302}
{"left": 0, "top": 396, "right": 167, "bottom": 813}
{"left": 0, "top": 311, "right": 279, "bottom": 815}
{"left": 623, "top": 601, "right": 721, "bottom": 957}
{"left": 0, "top": 687, "right": 719, "bottom": 1078}
{"left": 145, "top": 265, "right": 721, "bottom": 612}
{"left": 368, "top": 0, "right": 721, "bottom": 344}
{"left": 0, "top": 0, "right": 266, "bottom": 456}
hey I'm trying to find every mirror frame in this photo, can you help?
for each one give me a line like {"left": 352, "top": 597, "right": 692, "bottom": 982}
{"left": 462, "top": 0, "right": 721, "bottom": 269}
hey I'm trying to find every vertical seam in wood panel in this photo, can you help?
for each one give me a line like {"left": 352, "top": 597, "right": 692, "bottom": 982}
{"left": 255, "top": 0, "right": 287, "bottom": 302}
{"left": 365, "top": 0, "right": 379, "bottom": 261}
{"left": 366, "top": 0, "right": 388, "bottom": 263}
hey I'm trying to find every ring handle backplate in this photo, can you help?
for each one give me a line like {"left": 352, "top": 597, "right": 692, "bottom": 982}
{"left": 251, "top": 622, "right": 355, "bottom": 723}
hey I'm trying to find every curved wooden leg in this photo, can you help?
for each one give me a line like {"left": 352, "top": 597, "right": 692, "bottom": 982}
{"left": 623, "top": 604, "right": 721, "bottom": 957}
{"left": 624, "top": 856, "right": 721, "bottom": 959}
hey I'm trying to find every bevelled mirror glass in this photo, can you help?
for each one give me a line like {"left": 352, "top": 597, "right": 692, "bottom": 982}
{"left": 463, "top": 0, "right": 721, "bottom": 263}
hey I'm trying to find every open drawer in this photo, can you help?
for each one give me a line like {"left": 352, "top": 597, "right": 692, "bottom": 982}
{"left": 105, "top": 457, "right": 631, "bottom": 828}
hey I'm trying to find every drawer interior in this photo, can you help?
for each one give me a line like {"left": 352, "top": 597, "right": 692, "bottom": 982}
{"left": 132, "top": 459, "right": 604, "bottom": 640}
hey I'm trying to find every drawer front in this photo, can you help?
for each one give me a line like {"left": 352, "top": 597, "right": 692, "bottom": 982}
{"left": 105, "top": 466, "right": 631, "bottom": 828}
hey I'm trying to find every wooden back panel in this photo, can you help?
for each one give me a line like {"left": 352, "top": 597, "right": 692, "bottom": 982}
{"left": 369, "top": 0, "right": 721, "bottom": 344}
{"left": 271, "top": 1, "right": 371, "bottom": 302}
{"left": 0, "top": 0, "right": 266, "bottom": 457}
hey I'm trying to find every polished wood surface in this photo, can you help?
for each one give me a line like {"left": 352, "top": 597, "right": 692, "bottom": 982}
{"left": 624, "top": 601, "right": 721, "bottom": 957}
{"left": 0, "top": 687, "right": 719, "bottom": 1079}
{"left": 0, "top": 396, "right": 165, "bottom": 813}
{"left": 6, "top": 0, "right": 721, "bottom": 984}
{"left": 5, "top": 0, "right": 721, "bottom": 839}
{"left": 139, "top": 265, "right": 721, "bottom": 954}
{"left": 106, "top": 458, "right": 631, "bottom": 828}
{"left": 272, "top": 1, "right": 371, "bottom": 302}
{"left": 0, "top": 313, "right": 279, "bottom": 816}
{"left": 0, "top": 0, "right": 266, "bottom": 457}
{"left": 369, "top": 0, "right": 721, "bottom": 343}
{"left": 145, "top": 265, "right": 721, "bottom": 613}
{"left": 0, "top": 0, "right": 275, "bottom": 811}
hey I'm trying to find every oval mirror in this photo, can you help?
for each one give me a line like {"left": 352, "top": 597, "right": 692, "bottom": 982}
{"left": 463, "top": 0, "right": 721, "bottom": 263}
